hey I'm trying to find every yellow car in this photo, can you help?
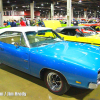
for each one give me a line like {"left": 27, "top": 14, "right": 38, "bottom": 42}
{"left": 55, "top": 26, "right": 100, "bottom": 46}
{"left": 43, "top": 20, "right": 62, "bottom": 30}
{"left": 43, "top": 20, "right": 100, "bottom": 46}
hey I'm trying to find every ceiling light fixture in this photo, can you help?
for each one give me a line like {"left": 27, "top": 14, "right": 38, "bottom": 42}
{"left": 22, "top": 6, "right": 26, "bottom": 8}
{"left": 7, "top": 0, "right": 10, "bottom": 3}
{"left": 41, "top": 3, "right": 44, "bottom": 6}
{"left": 37, "top": 7, "right": 40, "bottom": 8}
{"left": 79, "top": 0, "right": 82, "bottom": 3}
{"left": 27, "top": 5, "right": 29, "bottom": 8}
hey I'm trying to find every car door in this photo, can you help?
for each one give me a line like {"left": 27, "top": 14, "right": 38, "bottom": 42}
{"left": 0, "top": 41, "right": 5, "bottom": 62}
{"left": 87, "top": 35, "right": 100, "bottom": 46}
{"left": 0, "top": 31, "right": 30, "bottom": 74}
{"left": 75, "top": 36, "right": 88, "bottom": 43}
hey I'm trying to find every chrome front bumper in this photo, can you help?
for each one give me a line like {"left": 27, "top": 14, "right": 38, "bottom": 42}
{"left": 88, "top": 83, "right": 97, "bottom": 89}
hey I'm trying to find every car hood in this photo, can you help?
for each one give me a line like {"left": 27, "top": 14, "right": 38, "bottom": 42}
{"left": 36, "top": 41, "right": 100, "bottom": 71}
{"left": 43, "top": 20, "right": 62, "bottom": 30}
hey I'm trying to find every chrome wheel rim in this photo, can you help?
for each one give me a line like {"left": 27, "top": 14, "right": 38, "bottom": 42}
{"left": 47, "top": 72, "right": 62, "bottom": 92}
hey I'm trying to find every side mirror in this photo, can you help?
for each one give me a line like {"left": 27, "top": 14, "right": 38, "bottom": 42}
{"left": 76, "top": 32, "right": 81, "bottom": 38}
{"left": 76, "top": 34, "right": 80, "bottom": 38}
{"left": 61, "top": 37, "right": 64, "bottom": 40}
{"left": 14, "top": 42, "right": 19, "bottom": 48}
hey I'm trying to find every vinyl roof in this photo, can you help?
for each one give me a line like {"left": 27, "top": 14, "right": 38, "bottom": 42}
{"left": 55, "top": 26, "right": 89, "bottom": 32}
{"left": 0, "top": 26, "right": 52, "bottom": 33}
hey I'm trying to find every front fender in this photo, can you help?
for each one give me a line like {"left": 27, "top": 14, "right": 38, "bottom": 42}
{"left": 29, "top": 51, "right": 97, "bottom": 89}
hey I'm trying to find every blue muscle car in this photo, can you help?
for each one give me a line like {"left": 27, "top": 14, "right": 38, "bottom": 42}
{"left": 0, "top": 26, "right": 100, "bottom": 95}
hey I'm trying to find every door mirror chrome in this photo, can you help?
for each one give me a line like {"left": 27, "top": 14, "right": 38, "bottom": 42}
{"left": 76, "top": 32, "right": 81, "bottom": 38}
{"left": 61, "top": 37, "right": 64, "bottom": 40}
{"left": 76, "top": 35, "right": 79, "bottom": 38}
{"left": 14, "top": 42, "right": 19, "bottom": 48}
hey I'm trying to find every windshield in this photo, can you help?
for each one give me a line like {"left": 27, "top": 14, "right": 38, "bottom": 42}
{"left": 25, "top": 29, "right": 62, "bottom": 47}
{"left": 76, "top": 27, "right": 98, "bottom": 37}
{"left": 91, "top": 26, "right": 100, "bottom": 31}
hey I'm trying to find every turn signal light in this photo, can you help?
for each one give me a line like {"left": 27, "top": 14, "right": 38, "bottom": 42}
{"left": 76, "top": 81, "right": 81, "bottom": 84}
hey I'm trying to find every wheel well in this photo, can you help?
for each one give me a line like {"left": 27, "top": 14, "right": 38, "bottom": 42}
{"left": 98, "top": 71, "right": 100, "bottom": 74}
{"left": 40, "top": 68, "right": 49, "bottom": 80}
{"left": 40, "top": 68, "right": 68, "bottom": 84}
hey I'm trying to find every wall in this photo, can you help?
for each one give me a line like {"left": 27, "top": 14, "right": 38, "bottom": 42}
{"left": 3, "top": 10, "right": 40, "bottom": 21}
{"left": 24, "top": 11, "right": 40, "bottom": 16}
{"left": 3, "top": 16, "right": 24, "bottom": 21}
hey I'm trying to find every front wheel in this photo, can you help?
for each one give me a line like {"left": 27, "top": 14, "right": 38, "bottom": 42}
{"left": 44, "top": 71, "right": 70, "bottom": 95}
{"left": 97, "top": 73, "right": 100, "bottom": 85}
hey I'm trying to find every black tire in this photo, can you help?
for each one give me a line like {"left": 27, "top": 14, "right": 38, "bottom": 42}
{"left": 97, "top": 73, "right": 100, "bottom": 84}
{"left": 44, "top": 70, "right": 70, "bottom": 95}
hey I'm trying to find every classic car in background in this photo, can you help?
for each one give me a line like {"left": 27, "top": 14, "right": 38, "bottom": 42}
{"left": 55, "top": 26, "right": 100, "bottom": 46}
{"left": 84, "top": 23, "right": 100, "bottom": 33}
{"left": 43, "top": 20, "right": 83, "bottom": 30}
{"left": 43, "top": 20, "right": 62, "bottom": 30}
{"left": 0, "top": 27, "right": 100, "bottom": 95}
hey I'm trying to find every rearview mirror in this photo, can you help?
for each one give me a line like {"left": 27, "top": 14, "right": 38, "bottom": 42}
{"left": 38, "top": 32, "right": 45, "bottom": 35}
{"left": 61, "top": 32, "right": 65, "bottom": 34}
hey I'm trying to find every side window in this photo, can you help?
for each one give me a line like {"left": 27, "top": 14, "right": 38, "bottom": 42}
{"left": 0, "top": 31, "right": 26, "bottom": 47}
{"left": 61, "top": 29, "right": 76, "bottom": 36}
{"left": 0, "top": 31, "right": 11, "bottom": 43}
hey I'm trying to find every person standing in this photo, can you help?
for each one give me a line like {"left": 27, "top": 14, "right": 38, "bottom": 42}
{"left": 26, "top": 19, "right": 30, "bottom": 26}
{"left": 38, "top": 19, "right": 42, "bottom": 27}
{"left": 30, "top": 19, "right": 35, "bottom": 26}
{"left": 73, "top": 19, "right": 78, "bottom": 26}
{"left": 7, "top": 20, "right": 10, "bottom": 26}
{"left": 10, "top": 20, "right": 17, "bottom": 27}
{"left": 33, "top": 19, "right": 36, "bottom": 26}
{"left": 41, "top": 19, "right": 45, "bottom": 27}
{"left": 20, "top": 18, "right": 26, "bottom": 26}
